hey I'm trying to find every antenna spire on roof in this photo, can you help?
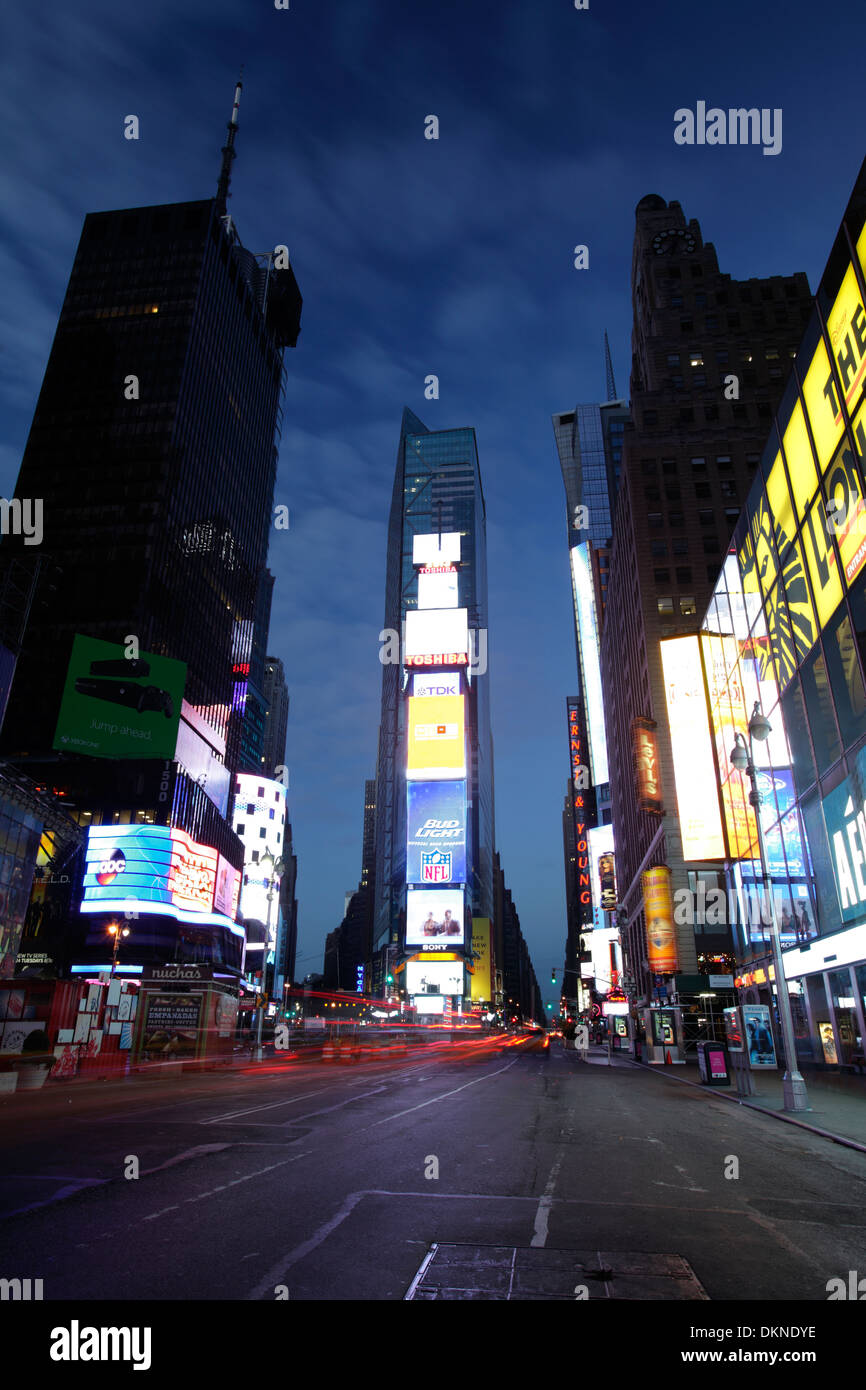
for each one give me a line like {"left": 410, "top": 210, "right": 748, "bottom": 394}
{"left": 603, "top": 330, "right": 617, "bottom": 401}
{"left": 216, "top": 71, "right": 244, "bottom": 214}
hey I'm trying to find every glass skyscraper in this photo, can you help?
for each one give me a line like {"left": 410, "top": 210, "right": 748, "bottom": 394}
{"left": 372, "top": 409, "right": 494, "bottom": 981}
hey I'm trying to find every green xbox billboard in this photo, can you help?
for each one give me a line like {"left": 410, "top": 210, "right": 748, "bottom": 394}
{"left": 53, "top": 635, "right": 186, "bottom": 760}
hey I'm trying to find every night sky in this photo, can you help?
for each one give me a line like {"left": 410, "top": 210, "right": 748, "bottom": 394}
{"left": 3, "top": 0, "right": 864, "bottom": 984}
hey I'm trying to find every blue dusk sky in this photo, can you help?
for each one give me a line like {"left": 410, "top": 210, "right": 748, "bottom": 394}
{"left": 2, "top": 0, "right": 864, "bottom": 983}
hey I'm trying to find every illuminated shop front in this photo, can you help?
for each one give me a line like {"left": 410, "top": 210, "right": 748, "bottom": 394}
{"left": 690, "top": 167, "right": 866, "bottom": 1069}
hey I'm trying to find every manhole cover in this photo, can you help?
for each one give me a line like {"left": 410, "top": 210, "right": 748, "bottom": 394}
{"left": 404, "top": 1244, "right": 709, "bottom": 1300}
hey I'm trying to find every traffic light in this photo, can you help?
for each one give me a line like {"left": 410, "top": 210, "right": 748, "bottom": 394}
{"left": 546, "top": 1001, "right": 553, "bottom": 1011}
{"left": 386, "top": 973, "right": 394, "bottom": 984}
{"left": 551, "top": 967, "right": 556, "bottom": 984}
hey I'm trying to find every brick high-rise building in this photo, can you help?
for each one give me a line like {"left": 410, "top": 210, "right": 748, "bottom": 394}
{"left": 600, "top": 194, "right": 813, "bottom": 1011}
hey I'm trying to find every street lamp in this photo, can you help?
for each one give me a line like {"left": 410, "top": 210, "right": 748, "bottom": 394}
{"left": 254, "top": 850, "right": 285, "bottom": 1062}
{"left": 107, "top": 922, "right": 130, "bottom": 976}
{"left": 730, "top": 700, "right": 809, "bottom": 1111}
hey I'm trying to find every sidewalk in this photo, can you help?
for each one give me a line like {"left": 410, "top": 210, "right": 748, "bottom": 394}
{"left": 647, "top": 1056, "right": 866, "bottom": 1152}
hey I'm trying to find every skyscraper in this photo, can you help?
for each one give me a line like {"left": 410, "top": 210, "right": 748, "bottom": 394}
{"left": 600, "top": 194, "right": 812, "bottom": 1011}
{"left": 262, "top": 655, "right": 290, "bottom": 779}
{"left": 0, "top": 81, "right": 302, "bottom": 986}
{"left": 372, "top": 409, "right": 494, "bottom": 994}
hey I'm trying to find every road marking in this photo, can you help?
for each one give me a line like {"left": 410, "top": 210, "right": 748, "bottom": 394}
{"left": 531, "top": 1155, "right": 564, "bottom": 1247}
{"left": 0, "top": 1176, "right": 108, "bottom": 1221}
{"left": 139, "top": 1144, "right": 230, "bottom": 1175}
{"left": 201, "top": 1090, "right": 331, "bottom": 1123}
{"left": 246, "top": 1188, "right": 368, "bottom": 1300}
{"left": 368, "top": 1059, "right": 520, "bottom": 1127}
{"left": 142, "top": 1151, "right": 311, "bottom": 1223}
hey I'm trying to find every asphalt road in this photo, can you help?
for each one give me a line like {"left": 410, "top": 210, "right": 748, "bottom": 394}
{"left": 2, "top": 1034, "right": 865, "bottom": 1301}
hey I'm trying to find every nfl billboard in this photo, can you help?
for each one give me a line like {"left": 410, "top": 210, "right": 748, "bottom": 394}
{"left": 406, "top": 780, "right": 467, "bottom": 885}
{"left": 406, "top": 887, "right": 465, "bottom": 946}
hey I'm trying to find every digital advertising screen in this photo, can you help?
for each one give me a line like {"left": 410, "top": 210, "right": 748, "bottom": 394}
{"left": 642, "top": 865, "right": 679, "bottom": 975}
{"left": 470, "top": 918, "right": 491, "bottom": 1001}
{"left": 411, "top": 994, "right": 445, "bottom": 1015}
{"left": 661, "top": 636, "right": 725, "bottom": 860}
{"left": 412, "top": 532, "right": 461, "bottom": 567}
{"left": 53, "top": 634, "right": 186, "bottom": 760}
{"left": 406, "top": 694, "right": 466, "bottom": 780}
{"left": 81, "top": 824, "right": 237, "bottom": 928}
{"left": 404, "top": 608, "right": 468, "bottom": 662}
{"left": 406, "top": 887, "right": 465, "bottom": 946}
{"left": 571, "top": 542, "right": 608, "bottom": 786}
{"left": 405, "top": 959, "right": 464, "bottom": 997}
{"left": 417, "top": 567, "right": 459, "bottom": 610}
{"left": 406, "top": 780, "right": 467, "bottom": 885}
{"left": 412, "top": 672, "right": 461, "bottom": 699}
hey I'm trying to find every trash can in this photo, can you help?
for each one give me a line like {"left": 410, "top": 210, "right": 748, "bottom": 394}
{"left": 696, "top": 1040, "right": 732, "bottom": 1087}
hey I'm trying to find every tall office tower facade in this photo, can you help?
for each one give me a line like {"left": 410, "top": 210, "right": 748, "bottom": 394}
{"left": 600, "top": 193, "right": 812, "bottom": 1011}
{"left": 236, "top": 570, "right": 275, "bottom": 774}
{"left": 325, "top": 782, "right": 377, "bottom": 992}
{"left": 372, "top": 409, "right": 494, "bottom": 1000}
{"left": 262, "top": 655, "right": 289, "bottom": 779}
{"left": 0, "top": 83, "right": 302, "bottom": 984}
{"left": 554, "top": 391, "right": 630, "bottom": 1015}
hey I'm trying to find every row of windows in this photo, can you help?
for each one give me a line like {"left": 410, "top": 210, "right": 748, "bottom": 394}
{"left": 661, "top": 271, "right": 802, "bottom": 302}
{"left": 657, "top": 596, "right": 698, "bottom": 615}
{"left": 644, "top": 403, "right": 772, "bottom": 426}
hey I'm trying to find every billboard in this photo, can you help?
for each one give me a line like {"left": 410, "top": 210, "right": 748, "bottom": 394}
{"left": 80, "top": 824, "right": 239, "bottom": 929}
{"left": 571, "top": 543, "right": 608, "bottom": 785}
{"left": 406, "top": 780, "right": 467, "bottom": 884}
{"left": 412, "top": 672, "right": 460, "bottom": 699}
{"left": 642, "top": 866, "right": 678, "bottom": 974}
{"left": 175, "top": 702, "right": 230, "bottom": 817}
{"left": 406, "top": 694, "right": 466, "bottom": 780}
{"left": 633, "top": 718, "right": 662, "bottom": 813}
{"left": 213, "top": 855, "right": 241, "bottom": 921}
{"left": 742, "top": 1003, "right": 777, "bottom": 1068}
{"left": 598, "top": 853, "right": 617, "bottom": 911}
{"left": 470, "top": 918, "right": 491, "bottom": 1001}
{"left": 406, "top": 888, "right": 465, "bottom": 946}
{"left": 418, "top": 567, "right": 458, "bottom": 610}
{"left": 413, "top": 532, "right": 461, "bottom": 567}
{"left": 822, "top": 742, "right": 866, "bottom": 925}
{"left": 405, "top": 609, "right": 469, "bottom": 663}
{"left": 405, "top": 959, "right": 464, "bottom": 997}
{"left": 567, "top": 697, "right": 596, "bottom": 928}
{"left": 412, "top": 994, "right": 445, "bottom": 1015}
{"left": 53, "top": 634, "right": 186, "bottom": 760}
{"left": 661, "top": 636, "right": 726, "bottom": 860}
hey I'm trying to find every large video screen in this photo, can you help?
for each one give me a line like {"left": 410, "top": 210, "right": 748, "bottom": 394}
{"left": 406, "top": 780, "right": 466, "bottom": 885}
{"left": 53, "top": 634, "right": 186, "bottom": 760}
{"left": 406, "top": 887, "right": 465, "bottom": 946}
{"left": 405, "top": 609, "right": 468, "bottom": 661}
{"left": 406, "top": 695, "right": 466, "bottom": 780}
{"left": 81, "top": 824, "right": 238, "bottom": 929}
{"left": 413, "top": 532, "right": 461, "bottom": 567}
{"left": 405, "top": 959, "right": 464, "bottom": 997}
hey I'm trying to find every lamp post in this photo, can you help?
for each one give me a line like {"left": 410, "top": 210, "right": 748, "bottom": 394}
{"left": 255, "top": 850, "right": 285, "bottom": 1062}
{"left": 730, "top": 701, "right": 809, "bottom": 1111}
{"left": 107, "top": 922, "right": 130, "bottom": 976}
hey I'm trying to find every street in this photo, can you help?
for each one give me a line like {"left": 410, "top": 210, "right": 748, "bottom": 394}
{"left": 1, "top": 1035, "right": 865, "bottom": 1301}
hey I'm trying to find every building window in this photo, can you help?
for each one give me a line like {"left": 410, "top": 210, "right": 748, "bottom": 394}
{"left": 671, "top": 295, "right": 683, "bottom": 308}
{"left": 693, "top": 373, "right": 707, "bottom": 386}
{"left": 259, "top": 827, "right": 267, "bottom": 839}
{"left": 658, "top": 597, "right": 674, "bottom": 615}
{"left": 671, "top": 374, "right": 684, "bottom": 388}
{"left": 676, "top": 567, "right": 693, "bottom": 584}
{"left": 644, "top": 486, "right": 660, "bottom": 501}
{"left": 664, "top": 485, "right": 681, "bottom": 500}
{"left": 703, "top": 536, "right": 718, "bottom": 554}
{"left": 669, "top": 511, "right": 685, "bottom": 527}
{"left": 680, "top": 318, "right": 693, "bottom": 333}
{"left": 695, "top": 482, "right": 711, "bottom": 498}
{"left": 648, "top": 512, "right": 663, "bottom": 528}
{"left": 651, "top": 540, "right": 667, "bottom": 557}
{"left": 704, "top": 404, "right": 719, "bottom": 421}
{"left": 746, "top": 453, "right": 759, "bottom": 469}
{"left": 661, "top": 458, "right": 677, "bottom": 474}
{"left": 654, "top": 569, "right": 671, "bottom": 584}
{"left": 725, "top": 508, "right": 740, "bottom": 524}
{"left": 728, "top": 313, "right": 741, "bottom": 329}
{"left": 765, "top": 348, "right": 780, "bottom": 360}
{"left": 666, "top": 354, "right": 681, "bottom": 366}
{"left": 679, "top": 596, "right": 697, "bottom": 614}
{"left": 716, "top": 455, "right": 732, "bottom": 470}
{"left": 236, "top": 823, "right": 245, "bottom": 836}
{"left": 706, "top": 564, "right": 720, "bottom": 582}
{"left": 690, "top": 353, "right": 704, "bottom": 367}
{"left": 673, "top": 537, "right": 689, "bottom": 555}
{"left": 644, "top": 411, "right": 658, "bottom": 427}
{"left": 716, "top": 349, "right": 729, "bottom": 364}
{"left": 704, "top": 315, "right": 719, "bottom": 330}
{"left": 694, "top": 293, "right": 707, "bottom": 308}
{"left": 721, "top": 480, "right": 738, "bottom": 498}
{"left": 641, "top": 459, "right": 657, "bottom": 474}
{"left": 679, "top": 407, "right": 694, "bottom": 423}
{"left": 247, "top": 803, "right": 254, "bottom": 815}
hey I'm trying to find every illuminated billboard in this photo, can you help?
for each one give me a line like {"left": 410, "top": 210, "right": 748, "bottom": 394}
{"left": 633, "top": 718, "right": 662, "bottom": 813}
{"left": 405, "top": 959, "right": 464, "bottom": 997}
{"left": 413, "top": 532, "right": 461, "bottom": 567}
{"left": 661, "top": 636, "right": 726, "bottom": 860}
{"left": 571, "top": 543, "right": 608, "bottom": 786}
{"left": 232, "top": 775, "right": 288, "bottom": 924}
{"left": 54, "top": 634, "right": 186, "bottom": 760}
{"left": 417, "top": 567, "right": 458, "bottom": 610}
{"left": 567, "top": 698, "right": 596, "bottom": 928}
{"left": 81, "top": 824, "right": 239, "bottom": 929}
{"left": 406, "top": 780, "right": 467, "bottom": 884}
{"left": 406, "top": 887, "right": 465, "bottom": 946}
{"left": 470, "top": 918, "right": 491, "bottom": 1001}
{"left": 405, "top": 609, "right": 469, "bottom": 663}
{"left": 642, "top": 866, "right": 678, "bottom": 975}
{"left": 406, "top": 694, "right": 466, "bottom": 780}
{"left": 412, "top": 672, "right": 460, "bottom": 699}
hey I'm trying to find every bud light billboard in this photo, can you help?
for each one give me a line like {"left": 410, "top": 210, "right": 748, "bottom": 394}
{"left": 406, "top": 780, "right": 466, "bottom": 886}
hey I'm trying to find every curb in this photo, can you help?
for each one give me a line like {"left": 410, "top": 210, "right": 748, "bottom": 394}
{"left": 634, "top": 1058, "right": 866, "bottom": 1155}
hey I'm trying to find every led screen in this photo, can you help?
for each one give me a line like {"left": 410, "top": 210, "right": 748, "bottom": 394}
{"left": 405, "top": 959, "right": 464, "bottom": 997}
{"left": 413, "top": 532, "right": 461, "bottom": 567}
{"left": 661, "top": 636, "right": 726, "bottom": 860}
{"left": 406, "top": 887, "right": 465, "bottom": 946}
{"left": 412, "top": 673, "right": 460, "bottom": 699}
{"left": 81, "top": 825, "right": 237, "bottom": 929}
{"left": 406, "top": 780, "right": 467, "bottom": 884}
{"left": 571, "top": 543, "right": 608, "bottom": 786}
{"left": 54, "top": 634, "right": 186, "bottom": 760}
{"left": 417, "top": 568, "right": 458, "bottom": 610}
{"left": 406, "top": 694, "right": 466, "bottom": 780}
{"left": 405, "top": 608, "right": 468, "bottom": 661}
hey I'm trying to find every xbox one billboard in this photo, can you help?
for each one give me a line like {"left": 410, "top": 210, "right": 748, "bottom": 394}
{"left": 53, "top": 634, "right": 186, "bottom": 759}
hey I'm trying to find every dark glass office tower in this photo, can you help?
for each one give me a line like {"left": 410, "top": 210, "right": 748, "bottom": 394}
{"left": 0, "top": 84, "right": 302, "bottom": 982}
{"left": 372, "top": 409, "right": 494, "bottom": 974}
{"left": 0, "top": 89, "right": 301, "bottom": 779}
